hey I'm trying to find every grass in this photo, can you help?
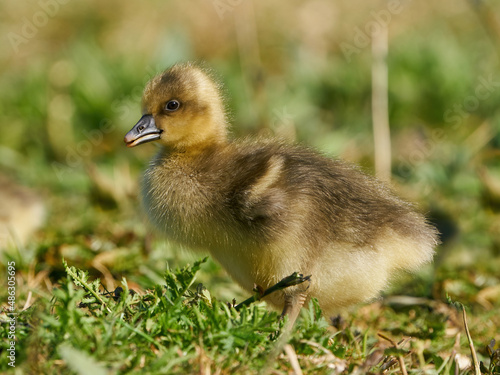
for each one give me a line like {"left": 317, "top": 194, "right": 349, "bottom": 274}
{"left": 1, "top": 255, "right": 499, "bottom": 374}
{"left": 1, "top": 0, "right": 500, "bottom": 373}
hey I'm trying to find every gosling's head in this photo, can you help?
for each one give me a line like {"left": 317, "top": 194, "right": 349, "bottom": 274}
{"left": 124, "top": 63, "right": 228, "bottom": 150}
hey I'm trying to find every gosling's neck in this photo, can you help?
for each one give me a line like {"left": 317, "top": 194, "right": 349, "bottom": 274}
{"left": 164, "top": 118, "right": 229, "bottom": 157}
{"left": 160, "top": 130, "right": 229, "bottom": 160}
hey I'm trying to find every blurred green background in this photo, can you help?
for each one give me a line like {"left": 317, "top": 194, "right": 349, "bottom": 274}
{"left": 1, "top": 0, "right": 500, "bottom": 316}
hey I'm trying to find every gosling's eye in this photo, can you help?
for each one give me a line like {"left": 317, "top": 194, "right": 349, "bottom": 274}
{"left": 165, "top": 100, "right": 180, "bottom": 112}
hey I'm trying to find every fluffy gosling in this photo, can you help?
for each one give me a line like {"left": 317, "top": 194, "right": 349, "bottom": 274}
{"left": 124, "top": 63, "right": 439, "bottom": 326}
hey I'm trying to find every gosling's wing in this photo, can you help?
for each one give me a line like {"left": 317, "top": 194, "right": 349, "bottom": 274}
{"left": 224, "top": 145, "right": 289, "bottom": 225}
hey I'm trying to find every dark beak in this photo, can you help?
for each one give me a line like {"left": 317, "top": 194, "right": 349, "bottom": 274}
{"left": 124, "top": 115, "right": 162, "bottom": 147}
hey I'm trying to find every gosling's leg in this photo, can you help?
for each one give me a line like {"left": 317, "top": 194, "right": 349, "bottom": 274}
{"left": 264, "top": 292, "right": 308, "bottom": 373}
{"left": 281, "top": 292, "right": 308, "bottom": 328}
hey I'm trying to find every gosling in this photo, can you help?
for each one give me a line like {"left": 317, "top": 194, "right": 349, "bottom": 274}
{"left": 124, "top": 63, "right": 439, "bottom": 326}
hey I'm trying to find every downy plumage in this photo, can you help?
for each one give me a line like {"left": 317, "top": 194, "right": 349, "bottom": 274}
{"left": 125, "top": 63, "right": 439, "bottom": 325}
